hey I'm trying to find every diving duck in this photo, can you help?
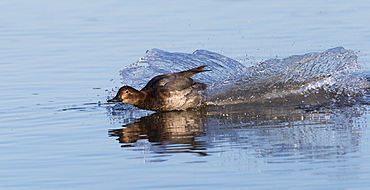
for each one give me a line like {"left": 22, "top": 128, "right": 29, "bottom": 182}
{"left": 108, "top": 65, "right": 209, "bottom": 111}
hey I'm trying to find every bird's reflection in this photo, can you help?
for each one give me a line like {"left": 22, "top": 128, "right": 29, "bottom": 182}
{"left": 108, "top": 98, "right": 365, "bottom": 160}
{"left": 109, "top": 109, "right": 208, "bottom": 156}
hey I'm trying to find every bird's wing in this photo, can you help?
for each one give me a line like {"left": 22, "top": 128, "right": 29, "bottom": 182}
{"left": 161, "top": 75, "right": 196, "bottom": 91}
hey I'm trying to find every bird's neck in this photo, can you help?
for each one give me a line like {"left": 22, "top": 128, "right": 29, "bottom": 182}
{"left": 134, "top": 91, "right": 148, "bottom": 108}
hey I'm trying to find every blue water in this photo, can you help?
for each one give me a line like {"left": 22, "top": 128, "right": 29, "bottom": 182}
{"left": 1, "top": 0, "right": 370, "bottom": 189}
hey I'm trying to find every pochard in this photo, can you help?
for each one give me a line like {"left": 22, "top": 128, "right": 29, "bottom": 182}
{"left": 108, "top": 65, "right": 209, "bottom": 111}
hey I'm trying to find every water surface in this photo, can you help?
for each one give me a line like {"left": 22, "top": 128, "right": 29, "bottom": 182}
{"left": 1, "top": 0, "right": 370, "bottom": 189}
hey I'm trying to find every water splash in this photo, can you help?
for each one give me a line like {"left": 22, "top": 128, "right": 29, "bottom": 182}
{"left": 119, "top": 48, "right": 246, "bottom": 89}
{"left": 118, "top": 47, "right": 368, "bottom": 106}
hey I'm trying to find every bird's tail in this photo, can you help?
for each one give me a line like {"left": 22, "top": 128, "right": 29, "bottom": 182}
{"left": 178, "top": 65, "right": 210, "bottom": 77}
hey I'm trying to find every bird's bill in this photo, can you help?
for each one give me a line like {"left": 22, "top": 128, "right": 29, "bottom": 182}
{"left": 107, "top": 97, "right": 122, "bottom": 102}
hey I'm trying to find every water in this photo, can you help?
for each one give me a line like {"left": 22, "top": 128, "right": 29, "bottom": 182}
{"left": 1, "top": 0, "right": 370, "bottom": 189}
{"left": 118, "top": 47, "right": 368, "bottom": 105}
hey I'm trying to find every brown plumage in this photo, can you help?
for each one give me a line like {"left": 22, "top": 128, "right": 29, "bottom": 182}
{"left": 108, "top": 65, "right": 209, "bottom": 111}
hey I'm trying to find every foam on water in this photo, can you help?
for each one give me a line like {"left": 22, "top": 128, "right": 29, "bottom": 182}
{"left": 118, "top": 47, "right": 368, "bottom": 106}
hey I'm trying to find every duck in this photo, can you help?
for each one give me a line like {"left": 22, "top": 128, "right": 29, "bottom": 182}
{"left": 108, "top": 65, "right": 209, "bottom": 111}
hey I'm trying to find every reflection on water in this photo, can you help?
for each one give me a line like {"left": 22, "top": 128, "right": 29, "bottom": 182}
{"left": 109, "top": 110, "right": 208, "bottom": 160}
{"left": 206, "top": 103, "right": 363, "bottom": 164}
{"left": 107, "top": 98, "right": 366, "bottom": 165}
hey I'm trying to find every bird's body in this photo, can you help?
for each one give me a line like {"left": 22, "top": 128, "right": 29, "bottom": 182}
{"left": 108, "top": 65, "right": 209, "bottom": 111}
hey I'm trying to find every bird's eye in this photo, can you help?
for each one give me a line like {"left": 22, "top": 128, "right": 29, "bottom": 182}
{"left": 125, "top": 90, "right": 129, "bottom": 94}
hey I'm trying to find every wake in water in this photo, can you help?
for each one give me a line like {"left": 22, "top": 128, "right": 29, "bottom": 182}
{"left": 116, "top": 47, "right": 369, "bottom": 107}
